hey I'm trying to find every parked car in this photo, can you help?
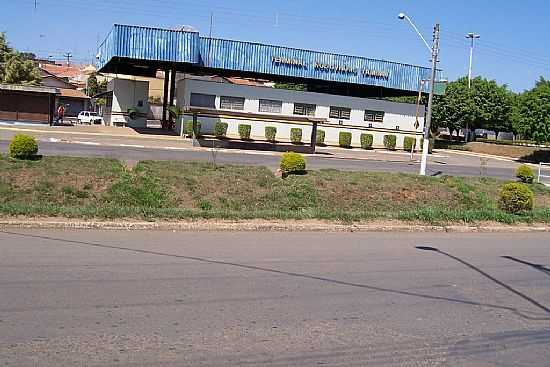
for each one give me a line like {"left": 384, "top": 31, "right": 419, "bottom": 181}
{"left": 77, "top": 111, "right": 104, "bottom": 125}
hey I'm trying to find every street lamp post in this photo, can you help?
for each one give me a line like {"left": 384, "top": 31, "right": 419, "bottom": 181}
{"left": 398, "top": 13, "right": 440, "bottom": 176}
{"left": 466, "top": 33, "right": 480, "bottom": 89}
{"left": 464, "top": 33, "right": 480, "bottom": 142}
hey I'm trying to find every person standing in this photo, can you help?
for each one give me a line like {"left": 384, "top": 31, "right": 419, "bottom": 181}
{"left": 56, "top": 104, "right": 65, "bottom": 125}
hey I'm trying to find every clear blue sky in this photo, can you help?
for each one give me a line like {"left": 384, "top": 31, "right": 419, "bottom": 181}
{"left": 2, "top": 0, "right": 549, "bottom": 92}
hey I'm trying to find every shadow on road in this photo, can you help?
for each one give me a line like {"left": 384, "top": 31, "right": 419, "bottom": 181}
{"left": 416, "top": 246, "right": 550, "bottom": 316}
{"left": 2, "top": 230, "right": 549, "bottom": 321}
{"left": 502, "top": 256, "right": 550, "bottom": 278}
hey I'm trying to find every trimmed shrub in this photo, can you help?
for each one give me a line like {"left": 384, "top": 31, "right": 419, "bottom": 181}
{"left": 403, "top": 136, "right": 416, "bottom": 151}
{"left": 360, "top": 133, "right": 373, "bottom": 150}
{"left": 290, "top": 128, "right": 302, "bottom": 144}
{"left": 420, "top": 138, "right": 434, "bottom": 153}
{"left": 498, "top": 182, "right": 534, "bottom": 213}
{"left": 383, "top": 134, "right": 397, "bottom": 150}
{"left": 516, "top": 164, "right": 534, "bottom": 184}
{"left": 265, "top": 126, "right": 277, "bottom": 142}
{"left": 183, "top": 120, "right": 201, "bottom": 138}
{"left": 339, "top": 131, "right": 352, "bottom": 148}
{"left": 280, "top": 152, "right": 306, "bottom": 174}
{"left": 8, "top": 134, "right": 38, "bottom": 159}
{"left": 316, "top": 129, "right": 325, "bottom": 146}
{"left": 238, "top": 124, "right": 252, "bottom": 140}
{"left": 214, "top": 121, "right": 228, "bottom": 138}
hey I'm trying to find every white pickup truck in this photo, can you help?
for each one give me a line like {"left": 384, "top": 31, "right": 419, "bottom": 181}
{"left": 77, "top": 111, "right": 104, "bottom": 125}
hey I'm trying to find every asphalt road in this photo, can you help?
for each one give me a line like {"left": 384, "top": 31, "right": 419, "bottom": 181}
{"left": 0, "top": 139, "right": 517, "bottom": 179}
{"left": 1, "top": 230, "right": 550, "bottom": 366}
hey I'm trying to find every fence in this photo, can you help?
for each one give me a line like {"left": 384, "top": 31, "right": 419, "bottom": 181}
{"left": 538, "top": 163, "right": 550, "bottom": 185}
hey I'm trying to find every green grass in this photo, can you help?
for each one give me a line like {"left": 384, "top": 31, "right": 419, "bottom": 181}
{"left": 1, "top": 155, "right": 550, "bottom": 224}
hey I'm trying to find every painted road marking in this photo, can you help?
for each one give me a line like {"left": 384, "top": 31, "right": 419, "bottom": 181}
{"left": 73, "top": 141, "right": 101, "bottom": 146}
{"left": 119, "top": 144, "right": 146, "bottom": 148}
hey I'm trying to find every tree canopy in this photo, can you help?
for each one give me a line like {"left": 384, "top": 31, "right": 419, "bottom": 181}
{"left": 432, "top": 76, "right": 513, "bottom": 138}
{"left": 513, "top": 77, "right": 550, "bottom": 143}
{"left": 0, "top": 33, "right": 41, "bottom": 85}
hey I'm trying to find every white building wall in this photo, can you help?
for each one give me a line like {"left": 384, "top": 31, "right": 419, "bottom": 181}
{"left": 107, "top": 78, "right": 149, "bottom": 128}
{"left": 176, "top": 78, "right": 425, "bottom": 149}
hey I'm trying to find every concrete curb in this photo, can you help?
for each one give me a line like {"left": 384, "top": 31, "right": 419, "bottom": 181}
{"left": 1, "top": 219, "right": 549, "bottom": 233}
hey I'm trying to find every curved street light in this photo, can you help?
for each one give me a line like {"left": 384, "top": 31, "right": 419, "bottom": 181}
{"left": 398, "top": 12, "right": 440, "bottom": 176}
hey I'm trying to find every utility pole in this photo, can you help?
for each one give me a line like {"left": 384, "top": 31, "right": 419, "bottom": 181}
{"left": 419, "top": 24, "right": 440, "bottom": 176}
{"left": 63, "top": 52, "right": 72, "bottom": 66}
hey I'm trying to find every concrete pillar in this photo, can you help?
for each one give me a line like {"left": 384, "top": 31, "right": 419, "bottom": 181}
{"left": 168, "top": 67, "right": 176, "bottom": 128}
{"left": 310, "top": 121, "right": 318, "bottom": 152}
{"left": 162, "top": 69, "right": 169, "bottom": 127}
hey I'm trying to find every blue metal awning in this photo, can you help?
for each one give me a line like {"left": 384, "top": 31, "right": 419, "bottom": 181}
{"left": 97, "top": 24, "right": 442, "bottom": 94}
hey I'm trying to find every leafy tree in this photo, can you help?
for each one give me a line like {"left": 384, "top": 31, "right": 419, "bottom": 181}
{"left": 19, "top": 52, "right": 36, "bottom": 61}
{"left": 0, "top": 33, "right": 13, "bottom": 78}
{"left": 514, "top": 77, "right": 550, "bottom": 143}
{"left": 432, "top": 78, "right": 477, "bottom": 139}
{"left": 432, "top": 76, "right": 514, "bottom": 139}
{"left": 0, "top": 33, "right": 41, "bottom": 85}
{"left": 98, "top": 79, "right": 108, "bottom": 93}
{"left": 87, "top": 73, "right": 99, "bottom": 96}
{"left": 3, "top": 54, "right": 41, "bottom": 85}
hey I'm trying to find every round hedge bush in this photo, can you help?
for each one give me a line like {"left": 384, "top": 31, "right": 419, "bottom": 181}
{"left": 498, "top": 182, "right": 534, "bottom": 213}
{"left": 214, "top": 121, "right": 228, "bottom": 137}
{"left": 515, "top": 164, "right": 534, "bottom": 184}
{"left": 265, "top": 126, "right": 277, "bottom": 142}
{"left": 184, "top": 120, "right": 201, "bottom": 138}
{"left": 290, "top": 128, "right": 302, "bottom": 144}
{"left": 339, "top": 131, "right": 352, "bottom": 148}
{"left": 280, "top": 152, "right": 306, "bottom": 174}
{"left": 9, "top": 134, "right": 38, "bottom": 159}
{"left": 383, "top": 134, "right": 397, "bottom": 150}
{"left": 316, "top": 129, "right": 325, "bottom": 146}
{"left": 238, "top": 124, "right": 251, "bottom": 140}
{"left": 360, "top": 133, "right": 373, "bottom": 150}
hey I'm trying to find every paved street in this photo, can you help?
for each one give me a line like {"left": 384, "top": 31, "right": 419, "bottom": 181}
{"left": 1, "top": 230, "right": 550, "bottom": 366}
{"left": 0, "top": 125, "right": 523, "bottom": 179}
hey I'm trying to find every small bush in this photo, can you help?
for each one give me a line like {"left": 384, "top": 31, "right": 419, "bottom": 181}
{"left": 8, "top": 134, "right": 38, "bottom": 159}
{"left": 214, "top": 122, "right": 228, "bottom": 138}
{"left": 383, "top": 135, "right": 397, "bottom": 150}
{"left": 360, "top": 133, "right": 373, "bottom": 150}
{"left": 403, "top": 136, "right": 416, "bottom": 151}
{"left": 290, "top": 128, "right": 302, "bottom": 144}
{"left": 516, "top": 164, "right": 534, "bottom": 183}
{"left": 280, "top": 152, "right": 306, "bottom": 174}
{"left": 238, "top": 124, "right": 252, "bottom": 140}
{"left": 265, "top": 126, "right": 277, "bottom": 142}
{"left": 183, "top": 120, "right": 201, "bottom": 138}
{"left": 316, "top": 129, "right": 325, "bottom": 146}
{"left": 498, "top": 183, "right": 533, "bottom": 213}
{"left": 339, "top": 132, "right": 352, "bottom": 148}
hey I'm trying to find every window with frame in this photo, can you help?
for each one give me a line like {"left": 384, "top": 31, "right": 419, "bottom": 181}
{"left": 190, "top": 93, "right": 216, "bottom": 108}
{"left": 259, "top": 99, "right": 282, "bottom": 113}
{"left": 220, "top": 96, "right": 245, "bottom": 110}
{"left": 293, "top": 103, "right": 316, "bottom": 116}
{"left": 329, "top": 106, "right": 351, "bottom": 120}
{"left": 364, "top": 109, "right": 385, "bottom": 122}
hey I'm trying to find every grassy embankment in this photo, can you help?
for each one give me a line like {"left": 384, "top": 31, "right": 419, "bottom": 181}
{"left": 1, "top": 155, "right": 550, "bottom": 224}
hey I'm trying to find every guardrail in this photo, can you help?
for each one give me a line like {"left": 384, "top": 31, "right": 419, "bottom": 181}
{"left": 538, "top": 163, "right": 550, "bottom": 185}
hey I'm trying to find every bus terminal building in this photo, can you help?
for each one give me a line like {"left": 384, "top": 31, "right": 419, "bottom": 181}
{"left": 97, "top": 24, "right": 442, "bottom": 149}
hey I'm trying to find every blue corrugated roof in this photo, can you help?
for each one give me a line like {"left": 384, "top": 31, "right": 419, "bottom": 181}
{"left": 97, "top": 24, "right": 441, "bottom": 93}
